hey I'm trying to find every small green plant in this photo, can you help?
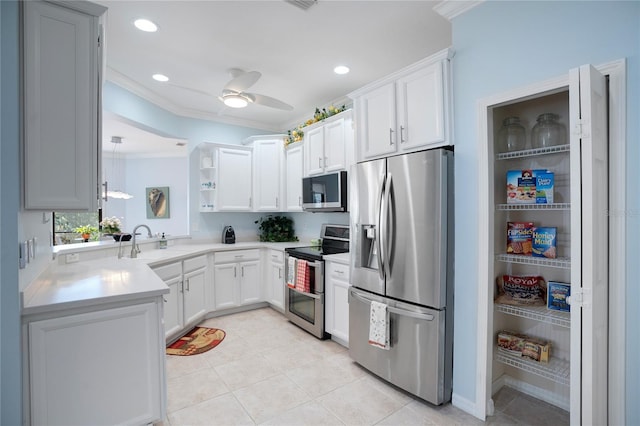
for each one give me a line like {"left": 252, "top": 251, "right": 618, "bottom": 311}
{"left": 255, "top": 215, "right": 298, "bottom": 242}
{"left": 74, "top": 225, "right": 98, "bottom": 241}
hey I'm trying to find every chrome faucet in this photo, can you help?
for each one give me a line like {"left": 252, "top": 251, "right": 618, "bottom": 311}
{"left": 130, "top": 224, "right": 153, "bottom": 258}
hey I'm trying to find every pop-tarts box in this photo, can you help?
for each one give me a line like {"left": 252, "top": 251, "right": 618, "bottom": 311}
{"left": 535, "top": 171, "right": 554, "bottom": 204}
{"left": 547, "top": 281, "right": 570, "bottom": 312}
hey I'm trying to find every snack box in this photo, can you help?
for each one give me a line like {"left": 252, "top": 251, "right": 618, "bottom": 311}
{"left": 507, "top": 222, "right": 533, "bottom": 255}
{"left": 522, "top": 338, "right": 550, "bottom": 363}
{"left": 506, "top": 170, "right": 536, "bottom": 204}
{"left": 532, "top": 227, "right": 557, "bottom": 258}
{"left": 497, "top": 331, "right": 526, "bottom": 356}
{"left": 548, "top": 281, "right": 571, "bottom": 312}
{"left": 535, "top": 171, "right": 554, "bottom": 204}
{"left": 506, "top": 169, "right": 554, "bottom": 204}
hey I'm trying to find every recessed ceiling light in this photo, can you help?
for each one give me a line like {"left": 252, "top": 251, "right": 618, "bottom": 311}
{"left": 152, "top": 74, "right": 169, "bottom": 82}
{"left": 134, "top": 19, "right": 158, "bottom": 32}
{"left": 334, "top": 65, "right": 350, "bottom": 75}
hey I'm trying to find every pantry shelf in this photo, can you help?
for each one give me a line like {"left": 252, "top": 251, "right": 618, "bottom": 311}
{"left": 496, "top": 253, "right": 571, "bottom": 269}
{"left": 496, "top": 348, "right": 570, "bottom": 386}
{"left": 494, "top": 303, "right": 570, "bottom": 328}
{"left": 496, "top": 144, "right": 570, "bottom": 160}
{"left": 496, "top": 203, "right": 571, "bottom": 211}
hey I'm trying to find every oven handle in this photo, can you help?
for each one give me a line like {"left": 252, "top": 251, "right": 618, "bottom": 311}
{"left": 289, "top": 286, "right": 322, "bottom": 300}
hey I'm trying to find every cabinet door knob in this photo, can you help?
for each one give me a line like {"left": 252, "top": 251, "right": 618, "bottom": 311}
{"left": 318, "top": 157, "right": 322, "bottom": 168}
{"left": 389, "top": 128, "right": 394, "bottom": 145}
{"left": 400, "top": 126, "right": 406, "bottom": 143}
{"left": 234, "top": 266, "right": 237, "bottom": 278}
{"left": 185, "top": 279, "right": 190, "bottom": 291}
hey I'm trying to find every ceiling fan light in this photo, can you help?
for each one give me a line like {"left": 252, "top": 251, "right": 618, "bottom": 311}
{"left": 223, "top": 94, "right": 249, "bottom": 108}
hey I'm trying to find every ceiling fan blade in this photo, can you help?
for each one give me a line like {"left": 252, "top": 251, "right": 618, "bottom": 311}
{"left": 246, "top": 93, "right": 293, "bottom": 111}
{"left": 223, "top": 71, "right": 261, "bottom": 93}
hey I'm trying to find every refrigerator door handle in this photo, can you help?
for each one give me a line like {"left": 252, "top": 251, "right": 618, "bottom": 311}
{"left": 350, "top": 288, "right": 435, "bottom": 321}
{"left": 376, "top": 172, "right": 386, "bottom": 281}
{"left": 384, "top": 172, "right": 394, "bottom": 276}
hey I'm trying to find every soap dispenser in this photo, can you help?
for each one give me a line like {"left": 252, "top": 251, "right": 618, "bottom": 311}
{"left": 159, "top": 233, "right": 168, "bottom": 249}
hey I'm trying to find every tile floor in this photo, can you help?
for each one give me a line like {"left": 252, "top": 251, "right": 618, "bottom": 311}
{"left": 162, "top": 308, "right": 569, "bottom": 425}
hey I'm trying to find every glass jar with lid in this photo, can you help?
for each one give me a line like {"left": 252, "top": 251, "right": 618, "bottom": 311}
{"left": 531, "top": 113, "right": 566, "bottom": 149}
{"left": 497, "top": 116, "right": 527, "bottom": 152}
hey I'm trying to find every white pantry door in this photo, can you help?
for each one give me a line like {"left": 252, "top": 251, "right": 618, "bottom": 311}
{"left": 569, "top": 64, "right": 608, "bottom": 425}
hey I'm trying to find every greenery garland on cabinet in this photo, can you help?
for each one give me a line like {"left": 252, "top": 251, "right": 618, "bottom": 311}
{"left": 284, "top": 105, "right": 347, "bottom": 146}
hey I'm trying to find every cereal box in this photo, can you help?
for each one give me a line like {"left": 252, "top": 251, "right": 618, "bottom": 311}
{"left": 507, "top": 222, "right": 533, "bottom": 255}
{"left": 532, "top": 227, "right": 557, "bottom": 258}
{"left": 506, "top": 170, "right": 536, "bottom": 204}
{"left": 547, "top": 281, "right": 570, "bottom": 312}
{"left": 535, "top": 171, "right": 554, "bottom": 204}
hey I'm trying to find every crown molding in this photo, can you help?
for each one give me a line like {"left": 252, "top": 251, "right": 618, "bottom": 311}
{"left": 433, "top": 1, "right": 484, "bottom": 21}
{"left": 104, "top": 67, "right": 284, "bottom": 133}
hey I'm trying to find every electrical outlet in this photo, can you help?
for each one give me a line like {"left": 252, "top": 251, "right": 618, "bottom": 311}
{"left": 65, "top": 253, "right": 80, "bottom": 264}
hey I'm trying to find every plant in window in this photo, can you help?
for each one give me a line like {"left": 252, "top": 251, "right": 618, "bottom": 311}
{"left": 100, "top": 216, "right": 122, "bottom": 234}
{"left": 255, "top": 215, "right": 298, "bottom": 242}
{"left": 74, "top": 225, "right": 98, "bottom": 242}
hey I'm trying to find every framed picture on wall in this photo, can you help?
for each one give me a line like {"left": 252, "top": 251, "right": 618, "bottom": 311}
{"left": 146, "top": 186, "right": 170, "bottom": 219}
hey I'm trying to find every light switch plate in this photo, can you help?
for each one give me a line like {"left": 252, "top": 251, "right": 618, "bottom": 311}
{"left": 65, "top": 253, "right": 80, "bottom": 263}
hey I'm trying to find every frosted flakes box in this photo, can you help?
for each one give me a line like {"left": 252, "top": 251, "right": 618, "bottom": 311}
{"left": 507, "top": 222, "right": 533, "bottom": 255}
{"left": 548, "top": 281, "right": 570, "bottom": 312}
{"left": 535, "top": 171, "right": 555, "bottom": 204}
{"left": 506, "top": 169, "right": 554, "bottom": 204}
{"left": 532, "top": 227, "right": 557, "bottom": 259}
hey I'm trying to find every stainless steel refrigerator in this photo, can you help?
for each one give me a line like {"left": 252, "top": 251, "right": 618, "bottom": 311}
{"left": 349, "top": 148, "right": 453, "bottom": 405}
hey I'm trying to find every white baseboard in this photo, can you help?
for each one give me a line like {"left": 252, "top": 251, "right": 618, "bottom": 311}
{"left": 451, "top": 392, "right": 484, "bottom": 420}
{"left": 492, "top": 374, "right": 569, "bottom": 412}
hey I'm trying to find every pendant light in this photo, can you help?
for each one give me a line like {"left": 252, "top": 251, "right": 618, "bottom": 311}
{"left": 103, "top": 136, "right": 133, "bottom": 200}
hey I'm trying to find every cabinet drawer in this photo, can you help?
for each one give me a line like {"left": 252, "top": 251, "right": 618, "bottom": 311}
{"left": 329, "top": 262, "right": 350, "bottom": 281}
{"left": 269, "top": 249, "right": 284, "bottom": 264}
{"left": 215, "top": 249, "right": 260, "bottom": 264}
{"left": 183, "top": 255, "right": 208, "bottom": 273}
{"left": 153, "top": 262, "right": 182, "bottom": 281}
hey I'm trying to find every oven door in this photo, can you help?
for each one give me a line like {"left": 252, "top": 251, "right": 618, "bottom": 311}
{"left": 284, "top": 254, "right": 327, "bottom": 339}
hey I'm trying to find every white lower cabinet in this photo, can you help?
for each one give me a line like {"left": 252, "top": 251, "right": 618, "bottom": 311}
{"left": 325, "top": 259, "right": 350, "bottom": 345}
{"left": 267, "top": 249, "right": 285, "bottom": 311}
{"left": 26, "top": 301, "right": 165, "bottom": 425}
{"left": 154, "top": 254, "right": 210, "bottom": 340}
{"left": 214, "top": 249, "right": 262, "bottom": 310}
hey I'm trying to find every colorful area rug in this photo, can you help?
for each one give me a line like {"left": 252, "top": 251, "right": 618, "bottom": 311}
{"left": 166, "top": 327, "right": 225, "bottom": 356}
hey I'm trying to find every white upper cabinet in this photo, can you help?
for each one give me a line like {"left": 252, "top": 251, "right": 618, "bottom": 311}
{"left": 285, "top": 142, "right": 303, "bottom": 211}
{"left": 349, "top": 48, "right": 453, "bottom": 162}
{"left": 216, "top": 146, "right": 253, "bottom": 211}
{"left": 23, "top": 0, "right": 106, "bottom": 210}
{"left": 303, "top": 110, "right": 354, "bottom": 177}
{"left": 244, "top": 136, "right": 285, "bottom": 212}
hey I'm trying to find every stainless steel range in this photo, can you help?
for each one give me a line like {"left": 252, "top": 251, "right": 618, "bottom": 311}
{"left": 284, "top": 224, "right": 349, "bottom": 339}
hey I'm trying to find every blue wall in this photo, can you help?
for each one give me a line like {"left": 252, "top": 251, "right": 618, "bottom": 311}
{"left": 451, "top": 1, "right": 639, "bottom": 422}
{"left": 0, "top": 1, "right": 22, "bottom": 424}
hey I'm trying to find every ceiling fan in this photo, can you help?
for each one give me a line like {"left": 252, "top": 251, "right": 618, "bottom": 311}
{"left": 218, "top": 68, "right": 293, "bottom": 111}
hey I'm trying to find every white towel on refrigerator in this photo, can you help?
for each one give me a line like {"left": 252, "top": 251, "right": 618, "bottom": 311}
{"left": 286, "top": 257, "right": 297, "bottom": 288}
{"left": 368, "top": 300, "right": 390, "bottom": 350}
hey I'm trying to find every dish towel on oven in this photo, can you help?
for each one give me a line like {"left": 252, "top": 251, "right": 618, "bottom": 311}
{"left": 295, "top": 259, "right": 310, "bottom": 293}
{"left": 286, "top": 257, "right": 297, "bottom": 288}
{"left": 368, "top": 300, "right": 390, "bottom": 350}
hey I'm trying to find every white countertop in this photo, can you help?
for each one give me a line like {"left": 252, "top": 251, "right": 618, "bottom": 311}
{"left": 22, "top": 240, "right": 310, "bottom": 316}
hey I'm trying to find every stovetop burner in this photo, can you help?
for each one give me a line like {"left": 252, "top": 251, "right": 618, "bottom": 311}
{"left": 285, "top": 224, "right": 349, "bottom": 262}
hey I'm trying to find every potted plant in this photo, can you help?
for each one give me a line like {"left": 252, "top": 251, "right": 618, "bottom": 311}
{"left": 255, "top": 215, "right": 299, "bottom": 242}
{"left": 74, "top": 225, "right": 98, "bottom": 242}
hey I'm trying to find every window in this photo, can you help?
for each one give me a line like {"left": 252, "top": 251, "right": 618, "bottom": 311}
{"left": 52, "top": 210, "right": 102, "bottom": 245}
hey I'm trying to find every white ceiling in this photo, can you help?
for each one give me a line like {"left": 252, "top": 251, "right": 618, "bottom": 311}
{"left": 98, "top": 0, "right": 452, "bottom": 154}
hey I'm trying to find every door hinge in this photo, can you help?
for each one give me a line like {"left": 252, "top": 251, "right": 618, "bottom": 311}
{"left": 567, "top": 287, "right": 589, "bottom": 308}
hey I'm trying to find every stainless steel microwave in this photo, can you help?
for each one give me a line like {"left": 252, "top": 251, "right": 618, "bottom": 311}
{"left": 302, "top": 171, "right": 347, "bottom": 212}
